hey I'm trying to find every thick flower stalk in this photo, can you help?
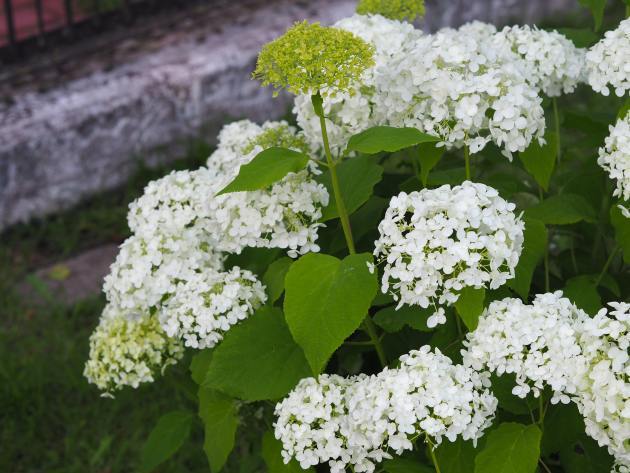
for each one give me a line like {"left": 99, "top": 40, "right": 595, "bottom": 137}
{"left": 206, "top": 120, "right": 330, "bottom": 256}
{"left": 274, "top": 346, "right": 497, "bottom": 473}
{"left": 294, "top": 14, "right": 423, "bottom": 155}
{"left": 84, "top": 305, "right": 184, "bottom": 396}
{"left": 356, "top": 0, "right": 425, "bottom": 21}
{"left": 491, "top": 25, "right": 585, "bottom": 97}
{"left": 159, "top": 266, "right": 266, "bottom": 349}
{"left": 598, "top": 112, "right": 630, "bottom": 217}
{"left": 372, "top": 181, "right": 524, "bottom": 327}
{"left": 253, "top": 20, "right": 375, "bottom": 98}
{"left": 254, "top": 21, "right": 375, "bottom": 254}
{"left": 586, "top": 18, "right": 630, "bottom": 97}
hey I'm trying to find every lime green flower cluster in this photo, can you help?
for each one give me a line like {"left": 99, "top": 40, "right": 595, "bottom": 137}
{"left": 356, "top": 0, "right": 425, "bottom": 21}
{"left": 253, "top": 21, "right": 375, "bottom": 97}
{"left": 84, "top": 310, "right": 183, "bottom": 396}
{"left": 242, "top": 123, "right": 310, "bottom": 155}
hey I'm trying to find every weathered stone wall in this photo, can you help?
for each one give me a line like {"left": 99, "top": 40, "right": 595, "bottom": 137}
{"left": 0, "top": 0, "right": 576, "bottom": 229}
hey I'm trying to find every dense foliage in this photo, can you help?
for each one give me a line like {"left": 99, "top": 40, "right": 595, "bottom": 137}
{"left": 85, "top": 1, "right": 630, "bottom": 472}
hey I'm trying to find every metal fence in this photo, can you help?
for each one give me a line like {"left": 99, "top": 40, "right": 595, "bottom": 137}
{"left": 1, "top": 0, "right": 194, "bottom": 61}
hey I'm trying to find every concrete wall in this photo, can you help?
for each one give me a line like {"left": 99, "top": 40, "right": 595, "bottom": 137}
{"left": 0, "top": 0, "right": 576, "bottom": 229}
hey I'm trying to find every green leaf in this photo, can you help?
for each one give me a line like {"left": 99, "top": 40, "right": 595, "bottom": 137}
{"left": 518, "top": 132, "right": 557, "bottom": 192}
{"left": 618, "top": 98, "right": 630, "bottom": 120}
{"left": 198, "top": 387, "right": 239, "bottom": 473}
{"left": 205, "top": 307, "right": 311, "bottom": 401}
{"left": 417, "top": 142, "right": 444, "bottom": 186}
{"left": 435, "top": 438, "right": 477, "bottom": 473}
{"left": 217, "top": 147, "right": 309, "bottom": 195}
{"left": 311, "top": 93, "right": 324, "bottom": 117}
{"left": 611, "top": 205, "right": 630, "bottom": 264}
{"left": 559, "top": 436, "right": 614, "bottom": 473}
{"left": 382, "top": 457, "right": 434, "bottom": 473}
{"left": 140, "top": 411, "right": 193, "bottom": 473}
{"left": 563, "top": 275, "right": 601, "bottom": 315}
{"left": 319, "top": 155, "right": 384, "bottom": 221}
{"left": 47, "top": 264, "right": 71, "bottom": 281}
{"left": 598, "top": 273, "right": 621, "bottom": 297}
{"left": 346, "top": 126, "right": 439, "bottom": 155}
{"left": 509, "top": 217, "right": 547, "bottom": 298}
{"left": 373, "top": 305, "right": 434, "bottom": 333}
{"left": 284, "top": 253, "right": 378, "bottom": 374}
{"left": 578, "top": 0, "right": 607, "bottom": 31}
{"left": 190, "top": 350, "right": 214, "bottom": 384}
{"left": 454, "top": 287, "right": 486, "bottom": 331}
{"left": 474, "top": 422, "right": 542, "bottom": 473}
{"left": 262, "top": 431, "right": 313, "bottom": 473}
{"left": 542, "top": 403, "right": 585, "bottom": 456}
{"left": 263, "top": 257, "right": 293, "bottom": 303}
{"left": 557, "top": 27, "right": 599, "bottom": 47}
{"left": 524, "top": 194, "right": 596, "bottom": 225}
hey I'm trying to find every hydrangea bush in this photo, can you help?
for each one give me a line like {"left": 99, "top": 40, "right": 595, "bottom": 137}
{"left": 85, "top": 1, "right": 630, "bottom": 472}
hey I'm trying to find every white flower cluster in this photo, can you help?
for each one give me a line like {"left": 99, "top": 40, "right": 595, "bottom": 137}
{"left": 84, "top": 304, "right": 184, "bottom": 396}
{"left": 103, "top": 118, "right": 327, "bottom": 332}
{"left": 463, "top": 292, "right": 587, "bottom": 402}
{"left": 383, "top": 24, "right": 546, "bottom": 158}
{"left": 586, "top": 18, "right": 630, "bottom": 97}
{"left": 293, "top": 14, "right": 423, "bottom": 155}
{"left": 574, "top": 302, "right": 629, "bottom": 469}
{"left": 127, "top": 167, "right": 217, "bottom": 238}
{"left": 274, "top": 346, "right": 497, "bottom": 473}
{"left": 206, "top": 120, "right": 329, "bottom": 257}
{"left": 463, "top": 293, "right": 629, "bottom": 470}
{"left": 372, "top": 181, "right": 524, "bottom": 327}
{"left": 598, "top": 113, "right": 630, "bottom": 218}
{"left": 103, "top": 230, "right": 224, "bottom": 315}
{"left": 295, "top": 18, "right": 554, "bottom": 159}
{"left": 491, "top": 25, "right": 585, "bottom": 97}
{"left": 159, "top": 266, "right": 266, "bottom": 349}
{"left": 94, "top": 121, "right": 328, "bottom": 390}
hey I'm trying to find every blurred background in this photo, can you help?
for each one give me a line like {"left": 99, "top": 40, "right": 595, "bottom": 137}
{"left": 0, "top": 0, "right": 619, "bottom": 471}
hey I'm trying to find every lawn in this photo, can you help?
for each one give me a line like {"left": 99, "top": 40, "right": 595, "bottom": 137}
{"left": 0, "top": 141, "right": 217, "bottom": 473}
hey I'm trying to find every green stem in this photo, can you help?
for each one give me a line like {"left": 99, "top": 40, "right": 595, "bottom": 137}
{"left": 538, "top": 395, "right": 546, "bottom": 425}
{"left": 543, "top": 245, "right": 550, "bottom": 292}
{"left": 464, "top": 145, "right": 471, "bottom": 180}
{"left": 595, "top": 245, "right": 620, "bottom": 286}
{"left": 552, "top": 97, "right": 561, "bottom": 163}
{"left": 428, "top": 444, "right": 442, "bottom": 473}
{"left": 539, "top": 187, "right": 550, "bottom": 292}
{"left": 410, "top": 148, "right": 421, "bottom": 183}
{"left": 454, "top": 311, "right": 463, "bottom": 338}
{"left": 627, "top": 3, "right": 630, "bottom": 18}
{"left": 539, "top": 459, "right": 552, "bottom": 473}
{"left": 313, "top": 92, "right": 387, "bottom": 369}
{"left": 363, "top": 317, "right": 387, "bottom": 368}
{"left": 316, "top": 100, "right": 356, "bottom": 255}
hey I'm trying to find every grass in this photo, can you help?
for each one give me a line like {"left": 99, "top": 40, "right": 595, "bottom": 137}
{"left": 0, "top": 295, "right": 211, "bottom": 473}
{"left": 0, "top": 140, "right": 215, "bottom": 473}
